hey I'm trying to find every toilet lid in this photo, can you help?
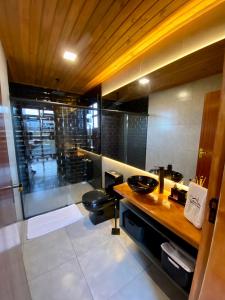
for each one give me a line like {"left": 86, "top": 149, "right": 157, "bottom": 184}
{"left": 82, "top": 190, "right": 110, "bottom": 208}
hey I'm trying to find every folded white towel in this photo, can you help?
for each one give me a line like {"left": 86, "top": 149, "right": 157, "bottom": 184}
{"left": 184, "top": 182, "right": 208, "bottom": 229}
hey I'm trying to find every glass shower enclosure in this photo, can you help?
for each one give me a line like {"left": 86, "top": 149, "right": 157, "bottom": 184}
{"left": 12, "top": 101, "right": 101, "bottom": 218}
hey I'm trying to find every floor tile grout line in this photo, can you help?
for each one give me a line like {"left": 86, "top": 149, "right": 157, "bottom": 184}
{"left": 72, "top": 230, "right": 145, "bottom": 300}
{"left": 64, "top": 217, "right": 113, "bottom": 259}
{"left": 106, "top": 268, "right": 147, "bottom": 300}
{"left": 26, "top": 256, "right": 77, "bottom": 283}
{"left": 114, "top": 232, "right": 151, "bottom": 271}
{"left": 24, "top": 219, "right": 153, "bottom": 299}
{"left": 76, "top": 253, "right": 95, "bottom": 300}
{"left": 65, "top": 226, "right": 80, "bottom": 259}
{"left": 64, "top": 219, "right": 134, "bottom": 300}
{"left": 65, "top": 226, "right": 95, "bottom": 300}
{"left": 23, "top": 204, "right": 146, "bottom": 299}
{"left": 24, "top": 230, "right": 107, "bottom": 287}
{"left": 22, "top": 229, "right": 77, "bottom": 282}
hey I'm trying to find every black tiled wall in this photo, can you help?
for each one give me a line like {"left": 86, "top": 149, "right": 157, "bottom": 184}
{"left": 101, "top": 111, "right": 147, "bottom": 169}
{"left": 126, "top": 115, "right": 147, "bottom": 169}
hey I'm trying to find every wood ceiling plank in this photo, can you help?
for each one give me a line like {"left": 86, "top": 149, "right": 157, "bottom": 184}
{"left": 78, "top": 0, "right": 131, "bottom": 56}
{"left": 0, "top": 4, "right": 16, "bottom": 80}
{"left": 68, "top": 0, "right": 100, "bottom": 43}
{"left": 18, "top": 0, "right": 31, "bottom": 83}
{"left": 77, "top": 0, "right": 115, "bottom": 42}
{"left": 42, "top": 0, "right": 85, "bottom": 89}
{"left": 52, "top": 0, "right": 111, "bottom": 90}
{"left": 34, "top": 0, "right": 58, "bottom": 85}
{"left": 40, "top": 0, "right": 74, "bottom": 88}
{"left": 29, "top": 0, "right": 44, "bottom": 84}
{"left": 69, "top": 0, "right": 177, "bottom": 89}
{"left": 0, "top": 0, "right": 24, "bottom": 82}
{"left": 63, "top": 0, "right": 153, "bottom": 90}
{"left": 52, "top": 0, "right": 114, "bottom": 88}
{"left": 84, "top": 0, "right": 224, "bottom": 91}
{"left": 60, "top": 0, "right": 145, "bottom": 91}
{"left": 72, "top": 0, "right": 188, "bottom": 91}
{"left": 58, "top": 0, "right": 133, "bottom": 91}
{"left": 43, "top": 0, "right": 98, "bottom": 88}
{"left": 77, "top": 0, "right": 132, "bottom": 57}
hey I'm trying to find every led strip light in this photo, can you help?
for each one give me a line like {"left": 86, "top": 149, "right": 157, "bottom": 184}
{"left": 85, "top": 0, "right": 225, "bottom": 91}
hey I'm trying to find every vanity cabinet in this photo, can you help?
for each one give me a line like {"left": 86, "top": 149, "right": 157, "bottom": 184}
{"left": 120, "top": 199, "right": 198, "bottom": 297}
{"left": 114, "top": 182, "right": 201, "bottom": 298}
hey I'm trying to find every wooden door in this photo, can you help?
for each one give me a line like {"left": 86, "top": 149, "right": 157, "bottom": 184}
{"left": 198, "top": 166, "right": 225, "bottom": 300}
{"left": 189, "top": 52, "right": 225, "bottom": 300}
{"left": 0, "top": 87, "right": 31, "bottom": 300}
{"left": 195, "top": 90, "right": 221, "bottom": 188}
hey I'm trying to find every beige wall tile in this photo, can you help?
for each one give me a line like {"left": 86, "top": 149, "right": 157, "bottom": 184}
{"left": 146, "top": 74, "right": 222, "bottom": 183}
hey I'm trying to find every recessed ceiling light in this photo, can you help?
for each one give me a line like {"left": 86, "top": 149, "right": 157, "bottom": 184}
{"left": 138, "top": 77, "right": 150, "bottom": 85}
{"left": 63, "top": 51, "right": 77, "bottom": 61}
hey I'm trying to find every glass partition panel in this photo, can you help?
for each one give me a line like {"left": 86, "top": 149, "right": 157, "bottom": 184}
{"left": 12, "top": 103, "right": 101, "bottom": 218}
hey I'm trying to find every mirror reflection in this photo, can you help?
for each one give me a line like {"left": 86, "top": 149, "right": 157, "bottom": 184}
{"left": 101, "top": 40, "right": 224, "bottom": 186}
{"left": 101, "top": 109, "right": 148, "bottom": 169}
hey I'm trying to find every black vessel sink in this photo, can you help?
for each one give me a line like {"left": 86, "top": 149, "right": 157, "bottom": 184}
{"left": 127, "top": 175, "right": 158, "bottom": 194}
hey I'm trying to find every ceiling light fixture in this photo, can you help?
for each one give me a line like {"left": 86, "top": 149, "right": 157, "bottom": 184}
{"left": 63, "top": 51, "right": 77, "bottom": 61}
{"left": 139, "top": 78, "right": 150, "bottom": 85}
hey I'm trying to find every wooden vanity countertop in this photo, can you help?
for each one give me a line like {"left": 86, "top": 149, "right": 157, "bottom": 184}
{"left": 114, "top": 182, "right": 201, "bottom": 249}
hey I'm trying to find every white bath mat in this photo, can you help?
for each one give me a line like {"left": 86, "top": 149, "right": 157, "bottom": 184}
{"left": 27, "top": 204, "right": 83, "bottom": 239}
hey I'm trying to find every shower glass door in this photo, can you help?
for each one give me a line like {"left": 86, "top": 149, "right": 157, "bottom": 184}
{"left": 12, "top": 103, "right": 100, "bottom": 218}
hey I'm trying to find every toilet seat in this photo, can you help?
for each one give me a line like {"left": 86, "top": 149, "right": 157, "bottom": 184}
{"left": 82, "top": 189, "right": 113, "bottom": 212}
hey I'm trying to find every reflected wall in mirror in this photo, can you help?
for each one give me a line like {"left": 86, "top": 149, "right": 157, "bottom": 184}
{"left": 101, "top": 109, "right": 148, "bottom": 169}
{"left": 101, "top": 40, "right": 225, "bottom": 186}
{"left": 146, "top": 75, "right": 222, "bottom": 184}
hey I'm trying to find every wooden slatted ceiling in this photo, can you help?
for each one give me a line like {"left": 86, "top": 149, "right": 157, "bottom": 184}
{"left": 0, "top": 0, "right": 223, "bottom": 94}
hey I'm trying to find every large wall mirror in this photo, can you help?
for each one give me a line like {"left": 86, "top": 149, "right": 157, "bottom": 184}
{"left": 101, "top": 40, "right": 225, "bottom": 187}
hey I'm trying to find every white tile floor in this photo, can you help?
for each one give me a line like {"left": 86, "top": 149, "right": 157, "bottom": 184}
{"left": 20, "top": 204, "right": 186, "bottom": 300}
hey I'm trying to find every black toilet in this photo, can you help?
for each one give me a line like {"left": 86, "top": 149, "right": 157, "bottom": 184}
{"left": 82, "top": 171, "right": 123, "bottom": 225}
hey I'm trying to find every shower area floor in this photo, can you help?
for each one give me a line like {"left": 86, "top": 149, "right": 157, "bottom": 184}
{"left": 29, "top": 159, "right": 62, "bottom": 193}
{"left": 23, "top": 182, "right": 94, "bottom": 218}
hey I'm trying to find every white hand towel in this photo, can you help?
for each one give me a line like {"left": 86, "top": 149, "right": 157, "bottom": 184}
{"left": 184, "top": 182, "right": 208, "bottom": 229}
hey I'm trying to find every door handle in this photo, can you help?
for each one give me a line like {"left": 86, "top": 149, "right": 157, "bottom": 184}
{"left": 198, "top": 148, "right": 207, "bottom": 159}
{"left": 0, "top": 184, "right": 23, "bottom": 192}
{"left": 209, "top": 198, "right": 219, "bottom": 224}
